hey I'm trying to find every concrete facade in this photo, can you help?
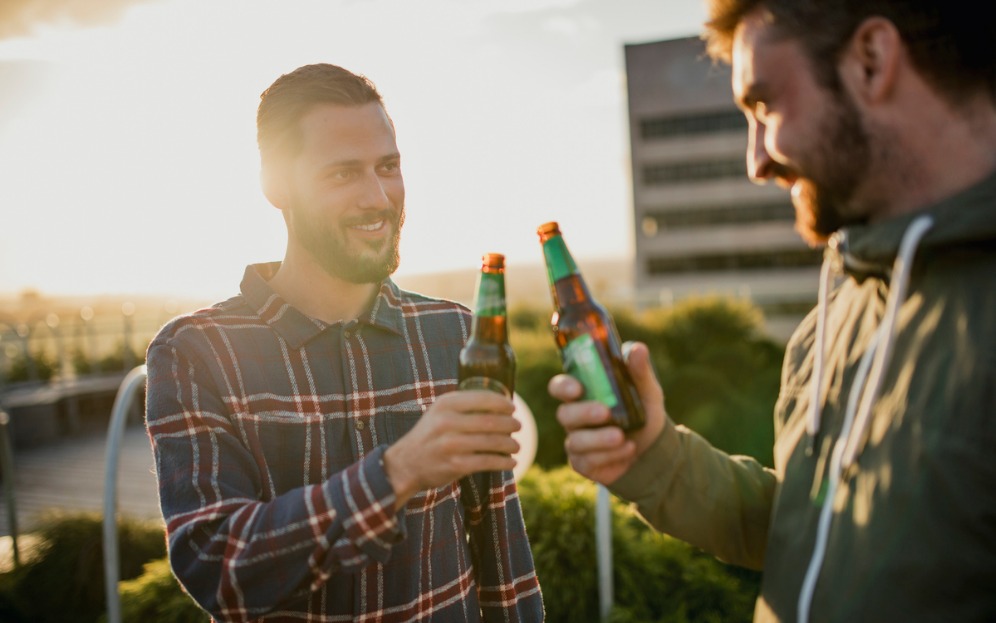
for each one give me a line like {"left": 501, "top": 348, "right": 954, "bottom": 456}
{"left": 624, "top": 36, "right": 821, "bottom": 340}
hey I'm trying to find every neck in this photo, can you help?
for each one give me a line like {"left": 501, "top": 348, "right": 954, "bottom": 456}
{"left": 268, "top": 250, "right": 379, "bottom": 324}
{"left": 870, "top": 91, "right": 996, "bottom": 222}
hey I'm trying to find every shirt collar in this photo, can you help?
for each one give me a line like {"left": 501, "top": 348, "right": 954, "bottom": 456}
{"left": 240, "top": 262, "right": 407, "bottom": 349}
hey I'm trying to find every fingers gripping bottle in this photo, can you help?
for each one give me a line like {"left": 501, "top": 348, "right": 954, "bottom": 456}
{"left": 537, "top": 222, "right": 645, "bottom": 431}
{"left": 458, "top": 253, "right": 516, "bottom": 397}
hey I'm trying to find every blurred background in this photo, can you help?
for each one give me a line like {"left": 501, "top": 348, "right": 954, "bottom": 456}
{"left": 0, "top": 3, "right": 800, "bottom": 621}
{"left": 1, "top": 0, "right": 706, "bottom": 302}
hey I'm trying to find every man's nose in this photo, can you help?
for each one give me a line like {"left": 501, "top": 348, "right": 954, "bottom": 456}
{"left": 357, "top": 172, "right": 392, "bottom": 209}
{"left": 746, "top": 121, "right": 773, "bottom": 183}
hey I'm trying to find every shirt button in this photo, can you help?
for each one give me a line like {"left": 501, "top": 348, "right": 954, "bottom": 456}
{"left": 355, "top": 420, "right": 365, "bottom": 430}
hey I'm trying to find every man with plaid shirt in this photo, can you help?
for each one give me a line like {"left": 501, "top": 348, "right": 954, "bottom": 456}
{"left": 145, "top": 63, "right": 544, "bottom": 622}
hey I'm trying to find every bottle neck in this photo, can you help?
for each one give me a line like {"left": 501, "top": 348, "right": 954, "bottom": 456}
{"left": 542, "top": 234, "right": 590, "bottom": 307}
{"left": 470, "top": 314, "right": 508, "bottom": 342}
{"left": 470, "top": 270, "right": 509, "bottom": 341}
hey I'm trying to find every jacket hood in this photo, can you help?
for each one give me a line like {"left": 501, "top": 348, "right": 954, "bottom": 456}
{"left": 831, "top": 168, "right": 996, "bottom": 280}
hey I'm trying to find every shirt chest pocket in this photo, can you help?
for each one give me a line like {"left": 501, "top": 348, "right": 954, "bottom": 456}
{"left": 372, "top": 408, "right": 424, "bottom": 445}
{"left": 337, "top": 406, "right": 425, "bottom": 459}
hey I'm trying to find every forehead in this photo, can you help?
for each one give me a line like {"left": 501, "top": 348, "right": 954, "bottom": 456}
{"left": 731, "top": 10, "right": 807, "bottom": 102}
{"left": 296, "top": 102, "right": 398, "bottom": 160}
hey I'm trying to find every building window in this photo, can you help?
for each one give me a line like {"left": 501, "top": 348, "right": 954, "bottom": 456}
{"left": 642, "top": 157, "right": 745, "bottom": 185}
{"left": 643, "top": 201, "right": 794, "bottom": 231}
{"left": 646, "top": 248, "right": 822, "bottom": 275}
{"left": 639, "top": 110, "right": 747, "bottom": 139}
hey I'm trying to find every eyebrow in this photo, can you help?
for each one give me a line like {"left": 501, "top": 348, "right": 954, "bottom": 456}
{"left": 318, "top": 153, "right": 401, "bottom": 171}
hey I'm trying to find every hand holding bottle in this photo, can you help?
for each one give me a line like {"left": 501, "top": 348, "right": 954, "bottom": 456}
{"left": 383, "top": 390, "right": 519, "bottom": 509}
{"left": 548, "top": 341, "right": 666, "bottom": 486}
{"left": 538, "top": 221, "right": 646, "bottom": 431}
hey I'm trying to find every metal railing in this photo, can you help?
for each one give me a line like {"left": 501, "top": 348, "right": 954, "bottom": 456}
{"left": 102, "top": 365, "right": 147, "bottom": 623}
{"left": 0, "top": 408, "right": 18, "bottom": 568}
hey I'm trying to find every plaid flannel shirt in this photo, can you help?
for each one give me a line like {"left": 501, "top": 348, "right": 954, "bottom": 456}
{"left": 145, "top": 263, "right": 543, "bottom": 622}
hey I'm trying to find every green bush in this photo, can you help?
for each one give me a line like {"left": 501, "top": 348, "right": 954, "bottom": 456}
{"left": 110, "top": 558, "right": 208, "bottom": 623}
{"left": 0, "top": 476, "right": 763, "bottom": 623}
{"left": 3, "top": 348, "right": 57, "bottom": 383}
{"left": 518, "top": 467, "right": 760, "bottom": 623}
{"left": 0, "top": 512, "right": 166, "bottom": 623}
{"left": 511, "top": 327, "right": 568, "bottom": 469}
{"left": 71, "top": 342, "right": 144, "bottom": 376}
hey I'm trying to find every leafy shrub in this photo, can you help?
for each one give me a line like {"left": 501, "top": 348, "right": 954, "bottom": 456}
{"left": 3, "top": 348, "right": 57, "bottom": 383}
{"left": 0, "top": 476, "right": 763, "bottom": 623}
{"left": 0, "top": 512, "right": 166, "bottom": 623}
{"left": 511, "top": 327, "right": 567, "bottom": 469}
{"left": 71, "top": 342, "right": 145, "bottom": 376}
{"left": 518, "top": 467, "right": 760, "bottom": 623}
{"left": 110, "top": 558, "right": 208, "bottom": 623}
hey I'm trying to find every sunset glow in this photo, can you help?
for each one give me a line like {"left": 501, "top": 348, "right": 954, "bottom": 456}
{"left": 0, "top": 0, "right": 705, "bottom": 300}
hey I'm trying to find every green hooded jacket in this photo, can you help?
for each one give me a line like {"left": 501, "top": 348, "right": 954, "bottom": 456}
{"left": 611, "top": 170, "right": 996, "bottom": 622}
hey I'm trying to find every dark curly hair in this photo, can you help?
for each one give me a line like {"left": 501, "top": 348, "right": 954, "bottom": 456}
{"left": 702, "top": 0, "right": 996, "bottom": 103}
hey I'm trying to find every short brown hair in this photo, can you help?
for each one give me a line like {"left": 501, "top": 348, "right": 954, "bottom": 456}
{"left": 702, "top": 0, "right": 996, "bottom": 102}
{"left": 256, "top": 63, "right": 385, "bottom": 166}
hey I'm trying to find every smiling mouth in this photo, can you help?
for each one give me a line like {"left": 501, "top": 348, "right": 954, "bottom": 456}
{"left": 350, "top": 219, "right": 386, "bottom": 232}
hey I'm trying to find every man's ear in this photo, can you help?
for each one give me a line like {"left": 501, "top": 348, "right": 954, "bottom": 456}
{"left": 839, "top": 16, "right": 902, "bottom": 105}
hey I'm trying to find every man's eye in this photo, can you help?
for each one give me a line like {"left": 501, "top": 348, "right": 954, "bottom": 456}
{"left": 328, "top": 169, "right": 355, "bottom": 182}
{"left": 379, "top": 161, "right": 401, "bottom": 175}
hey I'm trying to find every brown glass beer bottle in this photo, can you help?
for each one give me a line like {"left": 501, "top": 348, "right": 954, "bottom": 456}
{"left": 458, "top": 253, "right": 516, "bottom": 397}
{"left": 537, "top": 222, "right": 645, "bottom": 431}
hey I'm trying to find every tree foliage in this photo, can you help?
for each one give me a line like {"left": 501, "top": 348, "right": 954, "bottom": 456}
{"left": 517, "top": 467, "right": 761, "bottom": 622}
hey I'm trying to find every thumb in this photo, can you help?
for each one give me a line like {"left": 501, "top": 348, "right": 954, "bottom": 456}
{"left": 622, "top": 341, "right": 663, "bottom": 402}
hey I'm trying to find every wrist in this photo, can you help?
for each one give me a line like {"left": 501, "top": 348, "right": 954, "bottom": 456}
{"left": 383, "top": 445, "right": 417, "bottom": 509}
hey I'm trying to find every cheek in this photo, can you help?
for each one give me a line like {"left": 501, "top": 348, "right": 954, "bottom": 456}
{"left": 386, "top": 177, "right": 405, "bottom": 203}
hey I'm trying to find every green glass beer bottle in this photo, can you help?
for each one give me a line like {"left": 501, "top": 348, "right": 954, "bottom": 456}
{"left": 458, "top": 253, "right": 516, "bottom": 397}
{"left": 537, "top": 221, "right": 645, "bottom": 431}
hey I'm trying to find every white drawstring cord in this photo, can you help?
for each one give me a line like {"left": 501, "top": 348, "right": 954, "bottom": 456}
{"left": 797, "top": 328, "right": 881, "bottom": 623}
{"left": 806, "top": 255, "right": 834, "bottom": 453}
{"left": 796, "top": 215, "right": 934, "bottom": 623}
{"left": 841, "top": 216, "right": 934, "bottom": 470}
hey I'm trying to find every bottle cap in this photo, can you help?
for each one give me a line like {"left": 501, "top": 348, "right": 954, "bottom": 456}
{"left": 536, "top": 221, "right": 561, "bottom": 238}
{"left": 481, "top": 253, "right": 505, "bottom": 268}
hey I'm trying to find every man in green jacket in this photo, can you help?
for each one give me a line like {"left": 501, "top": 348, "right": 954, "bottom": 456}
{"left": 549, "top": 1, "right": 996, "bottom": 621}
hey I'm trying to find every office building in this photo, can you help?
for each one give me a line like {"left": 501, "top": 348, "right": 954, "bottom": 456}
{"left": 625, "top": 36, "right": 821, "bottom": 339}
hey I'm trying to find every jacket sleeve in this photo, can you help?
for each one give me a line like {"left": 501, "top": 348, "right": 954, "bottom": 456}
{"left": 609, "top": 418, "right": 776, "bottom": 570}
{"left": 145, "top": 339, "right": 406, "bottom": 622}
{"left": 462, "top": 469, "right": 544, "bottom": 622}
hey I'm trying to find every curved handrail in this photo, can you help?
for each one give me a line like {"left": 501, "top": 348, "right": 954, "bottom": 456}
{"left": 102, "top": 365, "right": 147, "bottom": 623}
{"left": 0, "top": 408, "right": 18, "bottom": 568}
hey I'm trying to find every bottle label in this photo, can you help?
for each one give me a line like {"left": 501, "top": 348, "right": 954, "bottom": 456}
{"left": 562, "top": 334, "right": 618, "bottom": 408}
{"left": 459, "top": 376, "right": 511, "bottom": 397}
{"left": 475, "top": 272, "right": 507, "bottom": 317}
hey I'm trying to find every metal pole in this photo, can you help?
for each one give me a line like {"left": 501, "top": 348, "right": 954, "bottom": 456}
{"left": 595, "top": 484, "right": 613, "bottom": 621}
{"left": 102, "top": 365, "right": 147, "bottom": 623}
{"left": 0, "top": 409, "right": 18, "bottom": 568}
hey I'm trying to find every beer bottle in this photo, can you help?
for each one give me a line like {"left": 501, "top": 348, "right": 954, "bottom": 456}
{"left": 458, "top": 253, "right": 516, "bottom": 397}
{"left": 537, "top": 221, "right": 645, "bottom": 431}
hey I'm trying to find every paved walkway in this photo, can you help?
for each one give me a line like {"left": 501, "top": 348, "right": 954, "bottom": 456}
{"left": 0, "top": 424, "right": 162, "bottom": 539}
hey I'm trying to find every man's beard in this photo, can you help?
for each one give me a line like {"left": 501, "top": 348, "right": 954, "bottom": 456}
{"left": 289, "top": 205, "right": 404, "bottom": 284}
{"left": 788, "top": 88, "right": 872, "bottom": 246}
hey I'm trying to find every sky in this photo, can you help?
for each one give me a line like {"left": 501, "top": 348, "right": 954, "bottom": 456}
{"left": 0, "top": 0, "right": 708, "bottom": 301}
